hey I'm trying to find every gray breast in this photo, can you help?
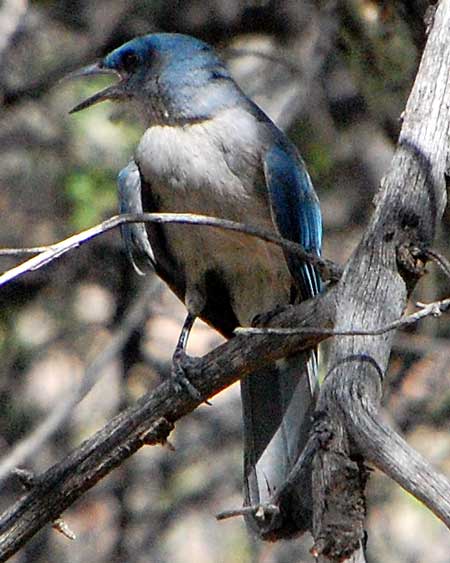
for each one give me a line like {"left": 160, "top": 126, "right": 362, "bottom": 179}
{"left": 135, "top": 109, "right": 292, "bottom": 327}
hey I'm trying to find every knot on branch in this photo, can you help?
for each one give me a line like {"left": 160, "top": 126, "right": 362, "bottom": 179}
{"left": 13, "top": 468, "right": 37, "bottom": 490}
{"left": 139, "top": 417, "right": 174, "bottom": 447}
{"left": 313, "top": 410, "right": 335, "bottom": 449}
{"left": 397, "top": 243, "right": 427, "bottom": 290}
{"left": 13, "top": 468, "right": 76, "bottom": 541}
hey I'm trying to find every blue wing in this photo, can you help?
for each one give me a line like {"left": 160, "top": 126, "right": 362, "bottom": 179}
{"left": 117, "top": 160, "right": 155, "bottom": 274}
{"left": 263, "top": 137, "right": 322, "bottom": 299}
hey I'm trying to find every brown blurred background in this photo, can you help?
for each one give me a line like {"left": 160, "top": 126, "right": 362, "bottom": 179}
{"left": 0, "top": 1, "right": 449, "bottom": 561}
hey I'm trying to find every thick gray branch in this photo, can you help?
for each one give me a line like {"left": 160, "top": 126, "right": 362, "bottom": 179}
{"left": 339, "top": 361, "right": 450, "bottom": 525}
{"left": 309, "top": 1, "right": 450, "bottom": 559}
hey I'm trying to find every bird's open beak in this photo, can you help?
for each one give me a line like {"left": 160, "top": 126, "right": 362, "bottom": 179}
{"left": 66, "top": 62, "right": 126, "bottom": 114}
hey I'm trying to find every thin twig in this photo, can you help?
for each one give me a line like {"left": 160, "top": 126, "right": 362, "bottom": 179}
{"left": 0, "top": 278, "right": 160, "bottom": 486}
{"left": 52, "top": 518, "right": 76, "bottom": 541}
{"left": 236, "top": 297, "right": 450, "bottom": 337}
{"left": 0, "top": 212, "right": 342, "bottom": 287}
{"left": 0, "top": 246, "right": 53, "bottom": 257}
{"left": 216, "top": 504, "right": 280, "bottom": 521}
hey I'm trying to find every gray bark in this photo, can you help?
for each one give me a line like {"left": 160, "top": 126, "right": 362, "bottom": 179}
{"left": 310, "top": 0, "right": 450, "bottom": 558}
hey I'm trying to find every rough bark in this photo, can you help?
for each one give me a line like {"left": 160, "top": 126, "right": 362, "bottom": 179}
{"left": 310, "top": 1, "right": 450, "bottom": 559}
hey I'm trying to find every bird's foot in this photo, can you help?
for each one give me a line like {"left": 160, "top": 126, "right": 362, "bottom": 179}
{"left": 171, "top": 348, "right": 202, "bottom": 401}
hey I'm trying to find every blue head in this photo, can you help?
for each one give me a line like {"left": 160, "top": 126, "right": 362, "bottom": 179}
{"left": 69, "top": 33, "right": 242, "bottom": 124}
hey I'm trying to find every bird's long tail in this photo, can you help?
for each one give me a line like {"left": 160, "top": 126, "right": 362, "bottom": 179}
{"left": 241, "top": 347, "right": 318, "bottom": 539}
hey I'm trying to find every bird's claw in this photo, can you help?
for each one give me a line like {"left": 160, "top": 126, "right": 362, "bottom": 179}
{"left": 171, "top": 349, "right": 202, "bottom": 401}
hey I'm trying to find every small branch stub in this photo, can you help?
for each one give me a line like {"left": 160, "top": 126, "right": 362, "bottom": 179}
{"left": 52, "top": 519, "right": 76, "bottom": 541}
{"left": 139, "top": 417, "right": 174, "bottom": 447}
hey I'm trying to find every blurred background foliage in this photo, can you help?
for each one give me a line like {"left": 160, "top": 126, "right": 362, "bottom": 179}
{"left": 0, "top": 0, "right": 449, "bottom": 562}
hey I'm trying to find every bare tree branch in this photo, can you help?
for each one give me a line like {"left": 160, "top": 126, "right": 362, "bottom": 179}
{"left": 0, "top": 246, "right": 52, "bottom": 257}
{"left": 305, "top": 1, "right": 450, "bottom": 558}
{"left": 0, "top": 213, "right": 342, "bottom": 286}
{"left": 341, "top": 368, "right": 450, "bottom": 527}
{"left": 236, "top": 295, "right": 450, "bottom": 337}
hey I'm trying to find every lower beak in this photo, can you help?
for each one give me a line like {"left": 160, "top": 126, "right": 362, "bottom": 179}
{"left": 66, "top": 62, "right": 125, "bottom": 114}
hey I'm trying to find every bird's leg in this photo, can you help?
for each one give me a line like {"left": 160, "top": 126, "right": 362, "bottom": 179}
{"left": 171, "top": 313, "right": 202, "bottom": 400}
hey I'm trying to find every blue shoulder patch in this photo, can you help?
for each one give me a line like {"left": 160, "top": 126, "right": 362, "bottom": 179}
{"left": 264, "top": 139, "right": 322, "bottom": 299}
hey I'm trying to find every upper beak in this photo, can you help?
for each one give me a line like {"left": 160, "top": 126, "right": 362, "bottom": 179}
{"left": 66, "top": 62, "right": 125, "bottom": 114}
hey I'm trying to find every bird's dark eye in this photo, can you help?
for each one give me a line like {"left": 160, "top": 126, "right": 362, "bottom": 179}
{"left": 210, "top": 69, "right": 228, "bottom": 81}
{"left": 121, "top": 51, "right": 140, "bottom": 71}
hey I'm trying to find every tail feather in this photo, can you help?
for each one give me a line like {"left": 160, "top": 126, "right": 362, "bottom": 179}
{"left": 241, "top": 348, "right": 318, "bottom": 538}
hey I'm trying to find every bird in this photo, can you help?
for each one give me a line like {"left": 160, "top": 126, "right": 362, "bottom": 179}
{"left": 69, "top": 33, "right": 322, "bottom": 540}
